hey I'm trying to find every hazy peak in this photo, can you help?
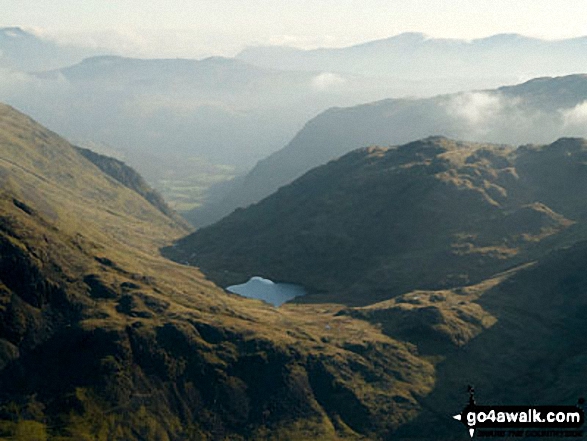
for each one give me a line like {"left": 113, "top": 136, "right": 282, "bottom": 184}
{"left": 472, "top": 33, "right": 539, "bottom": 45}
{"left": 0, "top": 27, "right": 30, "bottom": 38}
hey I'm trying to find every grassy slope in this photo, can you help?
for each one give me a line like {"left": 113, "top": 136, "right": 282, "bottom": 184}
{"left": 3, "top": 103, "right": 587, "bottom": 440}
{"left": 0, "top": 103, "right": 439, "bottom": 440}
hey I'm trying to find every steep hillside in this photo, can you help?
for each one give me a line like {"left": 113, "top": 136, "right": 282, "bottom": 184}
{"left": 190, "top": 74, "right": 587, "bottom": 226}
{"left": 3, "top": 103, "right": 587, "bottom": 440}
{"left": 171, "top": 137, "right": 587, "bottom": 305}
{"left": 0, "top": 103, "right": 441, "bottom": 440}
{"left": 74, "top": 146, "right": 189, "bottom": 226}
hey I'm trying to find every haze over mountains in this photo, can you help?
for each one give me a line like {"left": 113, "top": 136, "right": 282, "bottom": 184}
{"left": 237, "top": 32, "right": 587, "bottom": 79}
{"left": 0, "top": 27, "right": 106, "bottom": 71}
{"left": 3, "top": 27, "right": 587, "bottom": 217}
{"left": 190, "top": 74, "right": 587, "bottom": 226}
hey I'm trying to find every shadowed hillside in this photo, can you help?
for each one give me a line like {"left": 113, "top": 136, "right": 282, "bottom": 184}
{"left": 171, "top": 136, "right": 587, "bottom": 306}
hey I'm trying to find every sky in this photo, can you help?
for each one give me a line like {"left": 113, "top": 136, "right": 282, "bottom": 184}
{"left": 2, "top": 0, "right": 587, "bottom": 58}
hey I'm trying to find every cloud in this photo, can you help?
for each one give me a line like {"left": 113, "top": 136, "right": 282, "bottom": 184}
{"left": 561, "top": 100, "right": 587, "bottom": 127}
{"left": 38, "top": 28, "right": 240, "bottom": 59}
{"left": 0, "top": 69, "right": 37, "bottom": 98}
{"left": 444, "top": 92, "right": 504, "bottom": 128}
{"left": 438, "top": 91, "right": 578, "bottom": 145}
{"left": 311, "top": 72, "right": 346, "bottom": 91}
{"left": 266, "top": 34, "right": 342, "bottom": 48}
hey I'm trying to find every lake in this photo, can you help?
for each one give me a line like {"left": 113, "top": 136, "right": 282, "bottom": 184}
{"left": 226, "top": 276, "right": 306, "bottom": 306}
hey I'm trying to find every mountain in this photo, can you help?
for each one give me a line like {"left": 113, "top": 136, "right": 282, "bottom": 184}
{"left": 0, "top": 27, "right": 105, "bottom": 72}
{"left": 189, "top": 74, "right": 587, "bottom": 226}
{"left": 74, "top": 146, "right": 189, "bottom": 226}
{"left": 2, "top": 54, "right": 421, "bottom": 211}
{"left": 3, "top": 103, "right": 587, "bottom": 440}
{"left": 0, "top": 103, "right": 444, "bottom": 440}
{"left": 169, "top": 136, "right": 587, "bottom": 305}
{"left": 237, "top": 32, "right": 587, "bottom": 79}
{"left": 168, "top": 133, "right": 587, "bottom": 438}
{"left": 7, "top": 54, "right": 416, "bottom": 167}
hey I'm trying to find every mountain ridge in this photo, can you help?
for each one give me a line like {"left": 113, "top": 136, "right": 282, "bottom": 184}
{"left": 0, "top": 27, "right": 108, "bottom": 72}
{"left": 172, "top": 136, "right": 587, "bottom": 305}
{"left": 188, "top": 74, "right": 587, "bottom": 227}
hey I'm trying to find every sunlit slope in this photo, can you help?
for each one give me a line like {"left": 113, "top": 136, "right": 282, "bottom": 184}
{"left": 0, "top": 103, "right": 439, "bottom": 440}
{"left": 171, "top": 136, "right": 587, "bottom": 305}
{"left": 0, "top": 103, "right": 187, "bottom": 253}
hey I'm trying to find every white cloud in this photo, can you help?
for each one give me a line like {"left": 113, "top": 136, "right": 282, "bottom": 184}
{"left": 39, "top": 28, "right": 243, "bottom": 59}
{"left": 444, "top": 92, "right": 504, "bottom": 127}
{"left": 311, "top": 72, "right": 346, "bottom": 91}
{"left": 561, "top": 100, "right": 587, "bottom": 127}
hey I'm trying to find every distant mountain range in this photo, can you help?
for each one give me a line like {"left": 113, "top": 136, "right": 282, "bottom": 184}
{"left": 0, "top": 49, "right": 421, "bottom": 207}
{"left": 5, "top": 27, "right": 587, "bottom": 215}
{"left": 237, "top": 32, "right": 587, "bottom": 79}
{"left": 0, "top": 27, "right": 106, "bottom": 71}
{"left": 190, "top": 74, "right": 587, "bottom": 226}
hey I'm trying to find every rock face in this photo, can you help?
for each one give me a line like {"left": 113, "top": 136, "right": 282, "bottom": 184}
{"left": 170, "top": 136, "right": 587, "bottom": 305}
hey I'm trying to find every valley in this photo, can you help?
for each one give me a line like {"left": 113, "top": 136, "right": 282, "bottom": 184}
{"left": 2, "top": 17, "right": 587, "bottom": 441}
{"left": 2, "top": 103, "right": 587, "bottom": 439}
{"left": 0, "top": 103, "right": 440, "bottom": 440}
